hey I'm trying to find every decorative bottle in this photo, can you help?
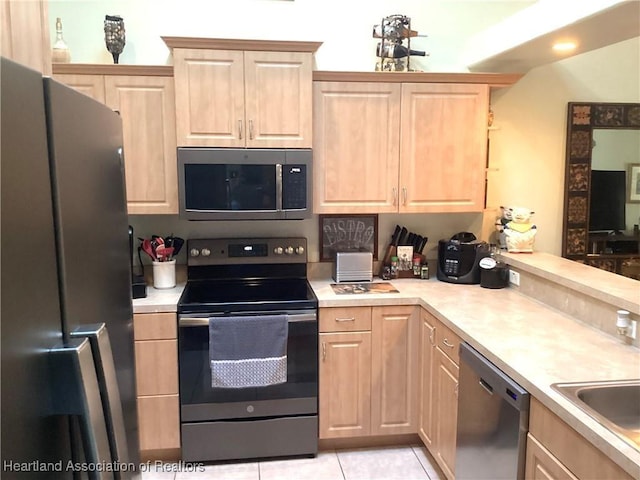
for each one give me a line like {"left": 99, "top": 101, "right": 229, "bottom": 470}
{"left": 51, "top": 17, "right": 71, "bottom": 63}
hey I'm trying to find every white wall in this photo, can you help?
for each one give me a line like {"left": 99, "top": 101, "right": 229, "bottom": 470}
{"left": 487, "top": 36, "right": 640, "bottom": 255}
{"left": 48, "top": 0, "right": 534, "bottom": 71}
{"left": 47, "top": 1, "right": 640, "bottom": 261}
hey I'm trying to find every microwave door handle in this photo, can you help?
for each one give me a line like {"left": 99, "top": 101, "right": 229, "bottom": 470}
{"left": 276, "top": 164, "right": 283, "bottom": 212}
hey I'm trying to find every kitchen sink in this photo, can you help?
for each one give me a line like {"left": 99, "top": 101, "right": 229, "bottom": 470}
{"left": 551, "top": 379, "right": 640, "bottom": 450}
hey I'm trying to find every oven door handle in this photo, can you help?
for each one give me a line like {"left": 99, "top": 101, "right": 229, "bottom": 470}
{"left": 179, "top": 313, "right": 317, "bottom": 327}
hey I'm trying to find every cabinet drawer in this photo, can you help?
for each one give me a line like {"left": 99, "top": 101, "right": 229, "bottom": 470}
{"left": 319, "top": 307, "right": 372, "bottom": 332}
{"left": 135, "top": 339, "right": 178, "bottom": 396}
{"left": 134, "top": 313, "right": 177, "bottom": 340}
{"left": 436, "top": 321, "right": 461, "bottom": 365}
{"left": 138, "top": 394, "right": 180, "bottom": 451}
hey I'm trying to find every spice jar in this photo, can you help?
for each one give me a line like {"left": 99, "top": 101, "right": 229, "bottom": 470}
{"left": 420, "top": 263, "right": 430, "bottom": 280}
{"left": 413, "top": 255, "right": 422, "bottom": 276}
{"left": 390, "top": 256, "right": 399, "bottom": 279}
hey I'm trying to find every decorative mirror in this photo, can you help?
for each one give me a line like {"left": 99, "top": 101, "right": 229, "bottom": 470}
{"left": 562, "top": 102, "right": 640, "bottom": 278}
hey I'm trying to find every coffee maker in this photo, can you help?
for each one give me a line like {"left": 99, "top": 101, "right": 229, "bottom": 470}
{"left": 436, "top": 232, "right": 490, "bottom": 284}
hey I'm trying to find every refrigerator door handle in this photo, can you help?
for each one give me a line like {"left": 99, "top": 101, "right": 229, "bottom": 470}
{"left": 71, "top": 323, "right": 130, "bottom": 476}
{"left": 49, "top": 338, "right": 113, "bottom": 479}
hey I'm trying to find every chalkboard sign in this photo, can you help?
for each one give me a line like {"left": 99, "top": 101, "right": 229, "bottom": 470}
{"left": 319, "top": 214, "right": 378, "bottom": 261}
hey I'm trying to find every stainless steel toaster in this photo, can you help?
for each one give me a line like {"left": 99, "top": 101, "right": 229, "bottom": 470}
{"left": 333, "top": 252, "right": 373, "bottom": 282}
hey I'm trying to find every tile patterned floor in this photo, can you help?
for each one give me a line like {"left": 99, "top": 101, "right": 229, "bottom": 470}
{"left": 141, "top": 445, "right": 443, "bottom": 480}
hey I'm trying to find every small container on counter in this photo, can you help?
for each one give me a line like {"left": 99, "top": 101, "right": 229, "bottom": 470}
{"left": 390, "top": 256, "right": 399, "bottom": 279}
{"left": 421, "top": 263, "right": 430, "bottom": 280}
{"left": 413, "top": 255, "right": 422, "bottom": 276}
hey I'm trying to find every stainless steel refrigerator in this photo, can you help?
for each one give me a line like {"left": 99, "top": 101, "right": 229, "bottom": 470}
{"left": 1, "top": 58, "right": 139, "bottom": 479}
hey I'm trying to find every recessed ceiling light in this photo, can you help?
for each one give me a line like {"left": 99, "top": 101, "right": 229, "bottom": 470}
{"left": 552, "top": 42, "right": 577, "bottom": 52}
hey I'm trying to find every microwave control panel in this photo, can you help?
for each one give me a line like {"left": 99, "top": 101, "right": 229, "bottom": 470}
{"left": 282, "top": 165, "right": 307, "bottom": 210}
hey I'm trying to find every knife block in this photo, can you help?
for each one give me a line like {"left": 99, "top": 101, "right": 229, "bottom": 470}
{"left": 378, "top": 245, "right": 425, "bottom": 278}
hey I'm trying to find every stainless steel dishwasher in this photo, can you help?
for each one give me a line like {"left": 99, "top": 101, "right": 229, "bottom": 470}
{"left": 455, "top": 343, "right": 530, "bottom": 479}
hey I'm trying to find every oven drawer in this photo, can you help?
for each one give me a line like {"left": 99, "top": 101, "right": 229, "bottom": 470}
{"left": 319, "top": 307, "right": 372, "bottom": 332}
{"left": 181, "top": 415, "right": 318, "bottom": 462}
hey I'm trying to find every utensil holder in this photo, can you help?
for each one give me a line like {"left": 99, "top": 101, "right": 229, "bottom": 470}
{"left": 152, "top": 259, "right": 176, "bottom": 289}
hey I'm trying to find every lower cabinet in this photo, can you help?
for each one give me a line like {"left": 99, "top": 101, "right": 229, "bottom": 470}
{"left": 525, "top": 398, "right": 634, "bottom": 480}
{"left": 419, "top": 308, "right": 461, "bottom": 480}
{"left": 318, "top": 305, "right": 419, "bottom": 439}
{"left": 133, "top": 312, "right": 180, "bottom": 458}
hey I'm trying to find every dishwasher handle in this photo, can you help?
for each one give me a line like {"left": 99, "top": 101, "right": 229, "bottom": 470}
{"left": 459, "top": 342, "right": 530, "bottom": 412}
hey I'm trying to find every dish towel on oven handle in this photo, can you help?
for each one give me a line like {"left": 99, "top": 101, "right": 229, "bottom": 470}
{"left": 209, "top": 314, "right": 288, "bottom": 388}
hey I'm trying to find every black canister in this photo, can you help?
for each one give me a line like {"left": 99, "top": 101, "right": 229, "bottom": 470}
{"left": 479, "top": 257, "right": 510, "bottom": 289}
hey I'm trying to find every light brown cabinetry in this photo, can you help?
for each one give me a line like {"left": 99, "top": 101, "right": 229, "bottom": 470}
{"left": 371, "top": 306, "right": 420, "bottom": 435}
{"left": 165, "top": 38, "right": 321, "bottom": 148}
{"left": 318, "top": 305, "right": 419, "bottom": 439}
{"left": 313, "top": 75, "right": 489, "bottom": 214}
{"left": 399, "top": 83, "right": 488, "bottom": 212}
{"left": 418, "top": 308, "right": 461, "bottom": 480}
{"left": 525, "top": 397, "right": 634, "bottom": 480}
{"left": 133, "top": 312, "right": 180, "bottom": 459}
{"left": 53, "top": 65, "right": 178, "bottom": 214}
{"left": 1, "top": 0, "right": 51, "bottom": 74}
{"left": 313, "top": 82, "right": 401, "bottom": 213}
{"left": 418, "top": 310, "right": 436, "bottom": 448}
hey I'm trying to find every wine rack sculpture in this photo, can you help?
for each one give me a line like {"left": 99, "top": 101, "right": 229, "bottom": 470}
{"left": 373, "top": 14, "right": 427, "bottom": 72}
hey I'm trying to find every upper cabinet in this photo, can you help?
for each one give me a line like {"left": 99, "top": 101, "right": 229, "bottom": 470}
{"left": 313, "top": 81, "right": 401, "bottom": 213}
{"left": 399, "top": 83, "right": 488, "bottom": 213}
{"left": 163, "top": 38, "right": 321, "bottom": 148}
{"left": 1, "top": 0, "right": 51, "bottom": 75}
{"left": 53, "top": 65, "right": 178, "bottom": 214}
{"left": 313, "top": 72, "right": 518, "bottom": 214}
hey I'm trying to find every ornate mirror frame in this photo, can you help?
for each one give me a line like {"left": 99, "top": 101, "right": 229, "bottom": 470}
{"left": 562, "top": 102, "right": 640, "bottom": 265}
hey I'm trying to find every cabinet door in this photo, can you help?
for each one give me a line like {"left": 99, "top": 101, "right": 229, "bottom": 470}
{"left": 399, "top": 83, "right": 489, "bottom": 213}
{"left": 418, "top": 309, "right": 436, "bottom": 448}
{"left": 173, "top": 48, "right": 245, "bottom": 147}
{"left": 525, "top": 434, "right": 579, "bottom": 480}
{"left": 371, "top": 306, "right": 419, "bottom": 435}
{"left": 53, "top": 74, "right": 106, "bottom": 103}
{"left": 104, "top": 75, "right": 178, "bottom": 214}
{"left": 313, "top": 82, "right": 401, "bottom": 213}
{"left": 435, "top": 347, "right": 459, "bottom": 480}
{"left": 1, "top": 0, "right": 51, "bottom": 75}
{"left": 244, "top": 51, "right": 312, "bottom": 148}
{"left": 319, "top": 331, "right": 371, "bottom": 439}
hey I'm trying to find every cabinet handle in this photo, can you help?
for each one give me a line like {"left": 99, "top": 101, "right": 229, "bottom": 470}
{"left": 442, "top": 338, "right": 455, "bottom": 349}
{"left": 392, "top": 187, "right": 397, "bottom": 206}
{"left": 322, "top": 342, "right": 326, "bottom": 361}
{"left": 429, "top": 328, "right": 435, "bottom": 345}
{"left": 335, "top": 317, "right": 355, "bottom": 322}
{"left": 249, "top": 119, "right": 254, "bottom": 140}
{"left": 402, "top": 187, "right": 407, "bottom": 205}
{"left": 238, "top": 120, "right": 243, "bottom": 139}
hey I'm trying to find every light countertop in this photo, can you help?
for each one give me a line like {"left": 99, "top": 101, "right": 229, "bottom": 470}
{"left": 132, "top": 282, "right": 184, "bottom": 313}
{"left": 311, "top": 277, "right": 640, "bottom": 477}
{"left": 132, "top": 259, "right": 640, "bottom": 476}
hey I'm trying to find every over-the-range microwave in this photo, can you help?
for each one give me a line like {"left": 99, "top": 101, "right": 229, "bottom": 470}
{"left": 177, "top": 148, "right": 312, "bottom": 220}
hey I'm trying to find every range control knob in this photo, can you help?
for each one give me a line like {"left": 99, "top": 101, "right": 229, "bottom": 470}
{"left": 190, "top": 248, "right": 200, "bottom": 257}
{"left": 295, "top": 246, "right": 305, "bottom": 255}
{"left": 273, "top": 246, "right": 283, "bottom": 255}
{"left": 284, "top": 246, "right": 294, "bottom": 255}
{"left": 201, "top": 248, "right": 211, "bottom": 257}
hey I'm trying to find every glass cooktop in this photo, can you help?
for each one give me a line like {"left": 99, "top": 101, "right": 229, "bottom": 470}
{"left": 177, "top": 277, "right": 318, "bottom": 314}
